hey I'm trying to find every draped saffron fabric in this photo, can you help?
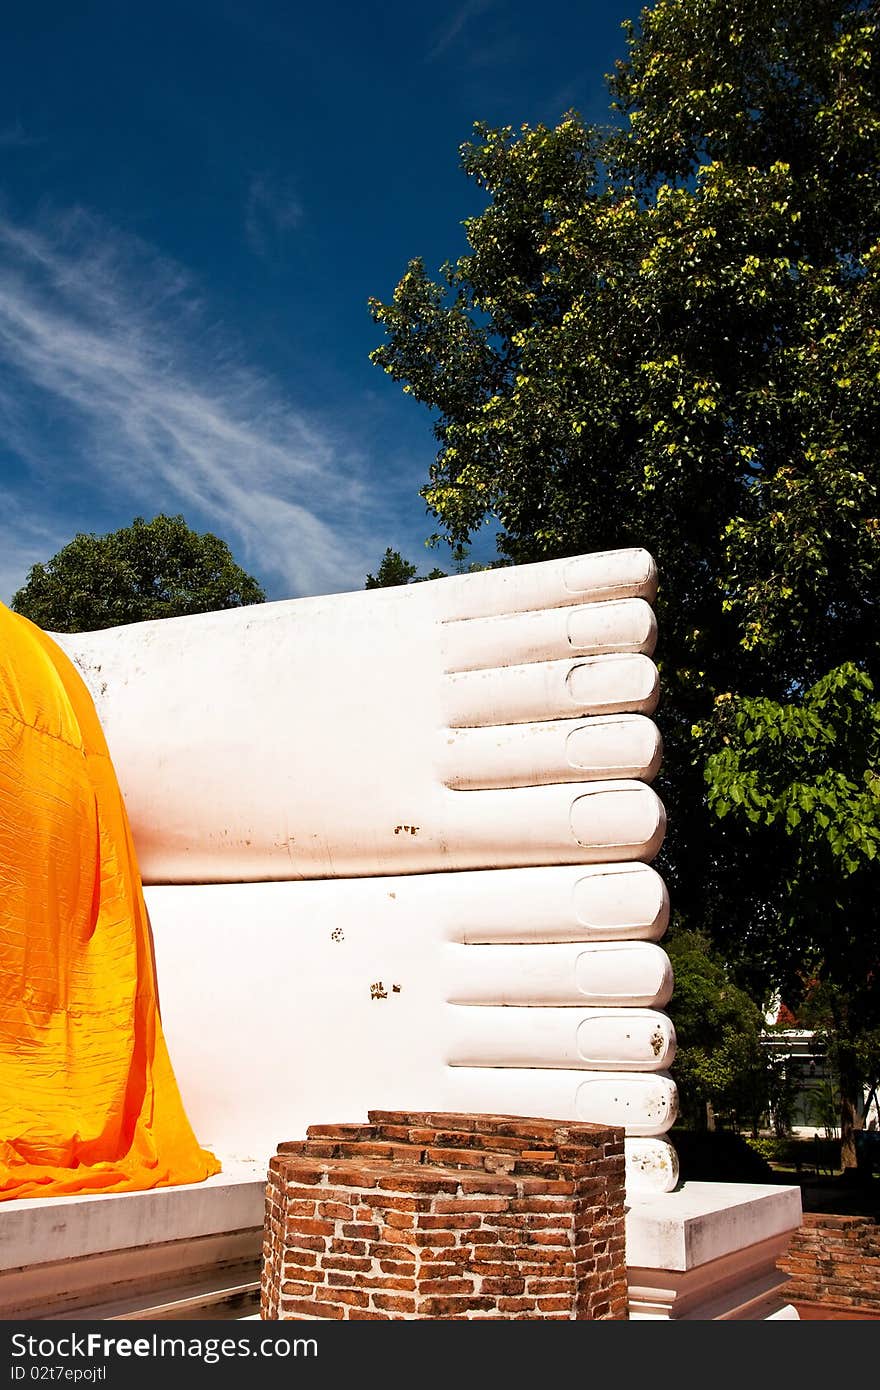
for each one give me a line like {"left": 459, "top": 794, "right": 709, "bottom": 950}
{"left": 0, "top": 603, "right": 220, "bottom": 1199}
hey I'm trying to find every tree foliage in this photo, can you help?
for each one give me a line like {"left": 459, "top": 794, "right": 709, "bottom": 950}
{"left": 365, "top": 548, "right": 447, "bottom": 588}
{"left": 369, "top": 0, "right": 880, "bottom": 1154}
{"left": 364, "top": 544, "right": 499, "bottom": 588}
{"left": 365, "top": 548, "right": 420, "bottom": 588}
{"left": 665, "top": 930, "right": 774, "bottom": 1133}
{"left": 12, "top": 514, "right": 266, "bottom": 632}
{"left": 699, "top": 664, "right": 880, "bottom": 1156}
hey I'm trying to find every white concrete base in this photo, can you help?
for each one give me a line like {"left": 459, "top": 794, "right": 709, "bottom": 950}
{"left": 0, "top": 1163, "right": 266, "bottom": 1321}
{"left": 0, "top": 1169, "right": 803, "bottom": 1321}
{"left": 626, "top": 1182, "right": 803, "bottom": 1319}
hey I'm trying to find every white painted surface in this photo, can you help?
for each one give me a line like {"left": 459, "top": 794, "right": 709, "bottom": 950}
{"left": 145, "top": 872, "right": 679, "bottom": 1154}
{"left": 54, "top": 550, "right": 662, "bottom": 883}
{"left": 444, "top": 597, "right": 657, "bottom": 671}
{"left": 444, "top": 940, "right": 673, "bottom": 1007}
{"left": 0, "top": 1163, "right": 266, "bottom": 1272}
{"left": 439, "top": 713, "right": 662, "bottom": 789}
{"left": 625, "top": 1182, "right": 803, "bottom": 1270}
{"left": 446, "top": 1005, "right": 676, "bottom": 1069}
{"left": 626, "top": 1137, "right": 680, "bottom": 1193}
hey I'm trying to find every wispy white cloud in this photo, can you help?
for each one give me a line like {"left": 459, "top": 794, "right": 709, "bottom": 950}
{"left": 0, "top": 491, "right": 70, "bottom": 607}
{"left": 426, "top": 0, "right": 498, "bottom": 62}
{"left": 0, "top": 120, "right": 45, "bottom": 149}
{"left": 245, "top": 173, "right": 304, "bottom": 260}
{"left": 0, "top": 207, "right": 390, "bottom": 602}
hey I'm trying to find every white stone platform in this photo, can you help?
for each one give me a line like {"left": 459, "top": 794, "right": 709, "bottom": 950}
{"left": 0, "top": 1162, "right": 266, "bottom": 1321}
{"left": 626, "top": 1181, "right": 803, "bottom": 1319}
{"left": 0, "top": 1166, "right": 802, "bottom": 1321}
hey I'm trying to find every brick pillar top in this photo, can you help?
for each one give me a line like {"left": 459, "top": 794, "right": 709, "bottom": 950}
{"left": 272, "top": 1109, "right": 624, "bottom": 1184}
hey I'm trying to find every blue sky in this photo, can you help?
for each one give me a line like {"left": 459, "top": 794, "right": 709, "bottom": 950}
{"left": 0, "top": 0, "right": 637, "bottom": 604}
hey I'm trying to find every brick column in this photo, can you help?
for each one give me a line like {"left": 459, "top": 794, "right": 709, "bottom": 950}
{"left": 261, "top": 1110, "right": 627, "bottom": 1320}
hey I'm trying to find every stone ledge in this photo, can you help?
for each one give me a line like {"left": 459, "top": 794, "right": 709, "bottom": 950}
{"left": 0, "top": 1159, "right": 266, "bottom": 1272}
{"left": 0, "top": 1166, "right": 804, "bottom": 1321}
{"left": 625, "top": 1181, "right": 803, "bottom": 1271}
{"left": 627, "top": 1230, "right": 796, "bottom": 1319}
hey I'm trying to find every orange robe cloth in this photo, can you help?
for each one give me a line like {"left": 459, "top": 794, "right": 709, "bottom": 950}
{"left": 0, "top": 602, "right": 220, "bottom": 1199}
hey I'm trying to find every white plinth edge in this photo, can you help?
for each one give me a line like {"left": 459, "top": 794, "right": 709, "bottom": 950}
{"left": 0, "top": 1170, "right": 804, "bottom": 1321}
{"left": 0, "top": 1162, "right": 267, "bottom": 1321}
{"left": 625, "top": 1181, "right": 804, "bottom": 1319}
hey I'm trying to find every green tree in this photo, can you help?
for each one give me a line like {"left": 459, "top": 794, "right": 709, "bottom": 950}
{"left": 12, "top": 514, "right": 266, "bottom": 632}
{"left": 665, "top": 930, "right": 773, "bottom": 1133}
{"left": 365, "top": 548, "right": 420, "bottom": 588}
{"left": 365, "top": 543, "right": 493, "bottom": 588}
{"left": 369, "top": 0, "right": 880, "bottom": 1165}
{"left": 700, "top": 665, "right": 880, "bottom": 1162}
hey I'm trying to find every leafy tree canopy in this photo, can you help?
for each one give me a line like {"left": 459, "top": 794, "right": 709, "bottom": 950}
{"left": 12, "top": 514, "right": 266, "bottom": 632}
{"left": 365, "top": 544, "right": 501, "bottom": 588}
{"left": 369, "top": 0, "right": 880, "bottom": 1155}
{"left": 665, "top": 929, "right": 775, "bottom": 1133}
{"left": 365, "top": 548, "right": 447, "bottom": 588}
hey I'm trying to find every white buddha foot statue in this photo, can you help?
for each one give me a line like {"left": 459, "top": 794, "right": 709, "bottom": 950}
{"left": 146, "top": 861, "right": 679, "bottom": 1194}
{"left": 55, "top": 548, "right": 664, "bottom": 883}
{"left": 54, "top": 548, "right": 679, "bottom": 1194}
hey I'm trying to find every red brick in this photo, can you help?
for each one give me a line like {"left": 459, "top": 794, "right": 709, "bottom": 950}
{"left": 279, "top": 1298, "right": 344, "bottom": 1320}
{"left": 413, "top": 1230, "right": 456, "bottom": 1248}
{"left": 283, "top": 1200, "right": 318, "bottom": 1218}
{"left": 377, "top": 1174, "right": 460, "bottom": 1194}
{"left": 526, "top": 1277, "right": 576, "bottom": 1294}
{"left": 360, "top": 1194, "right": 426, "bottom": 1212}
{"left": 423, "top": 1147, "right": 489, "bottom": 1168}
{"left": 470, "top": 1262, "right": 520, "bottom": 1279}
{"left": 280, "top": 1282, "right": 315, "bottom": 1298}
{"left": 293, "top": 1218, "right": 336, "bottom": 1238}
{"left": 480, "top": 1277, "right": 526, "bottom": 1295}
{"left": 306, "top": 1123, "right": 373, "bottom": 1140}
{"left": 471, "top": 1244, "right": 515, "bottom": 1263}
{"left": 372, "top": 1294, "right": 417, "bottom": 1313}
{"left": 419, "top": 1262, "right": 462, "bottom": 1280}
{"left": 466, "top": 1199, "right": 513, "bottom": 1215}
{"left": 379, "top": 1225, "right": 419, "bottom": 1245}
{"left": 418, "top": 1296, "right": 494, "bottom": 1315}
{"left": 456, "top": 1176, "right": 518, "bottom": 1196}
{"left": 419, "top": 1279, "right": 477, "bottom": 1294}
{"left": 383, "top": 1210, "right": 417, "bottom": 1230}
{"left": 320, "top": 1255, "right": 372, "bottom": 1273}
{"left": 328, "top": 1238, "right": 368, "bottom": 1257}
{"left": 283, "top": 1234, "right": 326, "bottom": 1254}
{"left": 318, "top": 1201, "right": 353, "bottom": 1220}
{"left": 317, "top": 1287, "right": 369, "bottom": 1309}
{"left": 340, "top": 1224, "right": 380, "bottom": 1240}
{"left": 282, "top": 1252, "right": 317, "bottom": 1271}
{"left": 330, "top": 1274, "right": 416, "bottom": 1292}
{"left": 417, "top": 1213, "right": 482, "bottom": 1230}
{"left": 324, "top": 1166, "right": 381, "bottom": 1188}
